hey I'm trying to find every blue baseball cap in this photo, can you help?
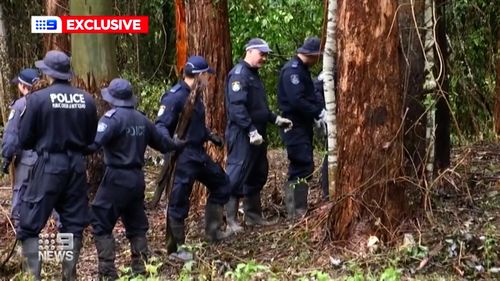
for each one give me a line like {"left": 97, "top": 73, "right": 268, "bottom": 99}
{"left": 244, "top": 38, "right": 272, "bottom": 53}
{"left": 35, "top": 50, "right": 73, "bottom": 80}
{"left": 185, "top": 56, "right": 214, "bottom": 75}
{"left": 101, "top": 78, "right": 137, "bottom": 107}
{"left": 11, "top": 68, "right": 40, "bottom": 86}
{"left": 297, "top": 36, "right": 322, "bottom": 55}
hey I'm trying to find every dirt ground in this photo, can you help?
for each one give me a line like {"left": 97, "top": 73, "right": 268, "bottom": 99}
{"left": 0, "top": 145, "right": 499, "bottom": 280}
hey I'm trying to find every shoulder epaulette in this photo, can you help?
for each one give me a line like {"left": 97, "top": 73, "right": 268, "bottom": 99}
{"left": 104, "top": 108, "right": 117, "bottom": 118}
{"left": 291, "top": 60, "right": 299, "bottom": 68}
{"left": 169, "top": 84, "right": 181, "bottom": 93}
{"left": 235, "top": 64, "right": 243, "bottom": 75}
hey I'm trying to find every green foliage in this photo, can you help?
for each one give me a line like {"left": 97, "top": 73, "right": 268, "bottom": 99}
{"left": 178, "top": 260, "right": 195, "bottom": 281}
{"left": 297, "top": 270, "right": 333, "bottom": 281}
{"left": 447, "top": 0, "right": 499, "bottom": 140}
{"left": 224, "top": 260, "right": 277, "bottom": 281}
{"left": 117, "top": 257, "right": 163, "bottom": 281}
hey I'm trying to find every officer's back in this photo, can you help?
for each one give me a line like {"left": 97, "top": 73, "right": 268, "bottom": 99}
{"left": 19, "top": 52, "right": 97, "bottom": 153}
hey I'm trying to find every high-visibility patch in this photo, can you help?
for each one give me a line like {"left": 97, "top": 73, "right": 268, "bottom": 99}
{"left": 231, "top": 81, "right": 241, "bottom": 92}
{"left": 97, "top": 122, "right": 108, "bottom": 132}
{"left": 157, "top": 105, "right": 166, "bottom": 117}
{"left": 8, "top": 110, "right": 15, "bottom": 120}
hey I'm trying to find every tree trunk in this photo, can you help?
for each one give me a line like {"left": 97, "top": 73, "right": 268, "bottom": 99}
{"left": 44, "top": 0, "right": 70, "bottom": 53}
{"left": 323, "top": 0, "right": 338, "bottom": 197}
{"left": 184, "top": 0, "right": 232, "bottom": 208}
{"left": 495, "top": 29, "right": 500, "bottom": 134}
{"left": 0, "top": 5, "right": 11, "bottom": 126}
{"left": 398, "top": 0, "right": 427, "bottom": 189}
{"left": 434, "top": 0, "right": 451, "bottom": 171}
{"left": 329, "top": 0, "right": 406, "bottom": 243}
{"left": 175, "top": 0, "right": 188, "bottom": 75}
{"left": 70, "top": 0, "right": 118, "bottom": 195}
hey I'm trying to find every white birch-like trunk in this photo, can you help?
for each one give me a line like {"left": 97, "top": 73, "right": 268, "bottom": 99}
{"left": 423, "top": 0, "right": 437, "bottom": 187}
{"left": 323, "top": 0, "right": 338, "bottom": 196}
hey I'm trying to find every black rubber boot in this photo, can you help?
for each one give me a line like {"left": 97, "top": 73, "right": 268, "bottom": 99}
{"left": 243, "top": 193, "right": 275, "bottom": 226}
{"left": 205, "top": 202, "right": 232, "bottom": 242}
{"left": 294, "top": 182, "right": 309, "bottom": 217}
{"left": 21, "top": 237, "right": 41, "bottom": 281}
{"left": 129, "top": 236, "right": 149, "bottom": 276}
{"left": 225, "top": 196, "right": 243, "bottom": 233}
{"left": 94, "top": 234, "right": 118, "bottom": 280}
{"left": 167, "top": 217, "right": 193, "bottom": 262}
{"left": 62, "top": 237, "right": 82, "bottom": 281}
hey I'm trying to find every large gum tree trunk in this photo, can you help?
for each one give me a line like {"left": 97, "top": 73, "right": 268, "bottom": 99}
{"left": 184, "top": 0, "right": 232, "bottom": 207}
{"left": 70, "top": 0, "right": 118, "bottom": 195}
{"left": 44, "top": 0, "right": 70, "bottom": 53}
{"left": 329, "top": 0, "right": 407, "bottom": 243}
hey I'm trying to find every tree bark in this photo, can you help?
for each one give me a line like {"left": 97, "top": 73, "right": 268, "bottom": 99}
{"left": 184, "top": 0, "right": 232, "bottom": 206}
{"left": 70, "top": 0, "right": 118, "bottom": 196}
{"left": 495, "top": 29, "right": 500, "bottom": 134}
{"left": 44, "top": 0, "right": 70, "bottom": 53}
{"left": 329, "top": 0, "right": 407, "bottom": 243}
{"left": 175, "top": 0, "right": 188, "bottom": 75}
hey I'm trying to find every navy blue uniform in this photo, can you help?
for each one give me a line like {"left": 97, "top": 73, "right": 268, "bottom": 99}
{"left": 17, "top": 81, "right": 97, "bottom": 240}
{"left": 313, "top": 76, "right": 328, "bottom": 199}
{"left": 278, "top": 56, "right": 323, "bottom": 181}
{"left": 90, "top": 107, "right": 177, "bottom": 237}
{"left": 156, "top": 81, "right": 230, "bottom": 221}
{"left": 2, "top": 97, "right": 37, "bottom": 230}
{"left": 225, "top": 60, "right": 276, "bottom": 197}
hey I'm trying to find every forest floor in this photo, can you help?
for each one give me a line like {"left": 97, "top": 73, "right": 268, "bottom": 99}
{"left": 0, "top": 143, "right": 499, "bottom": 280}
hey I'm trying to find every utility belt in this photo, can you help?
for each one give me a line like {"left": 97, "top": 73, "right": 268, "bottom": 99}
{"left": 106, "top": 164, "right": 142, "bottom": 170}
{"left": 36, "top": 150, "right": 82, "bottom": 159}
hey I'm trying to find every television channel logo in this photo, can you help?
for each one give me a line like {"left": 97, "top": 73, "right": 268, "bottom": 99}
{"left": 31, "top": 16, "right": 62, "bottom": 33}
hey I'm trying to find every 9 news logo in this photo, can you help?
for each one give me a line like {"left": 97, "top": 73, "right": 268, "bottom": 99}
{"left": 31, "top": 16, "right": 62, "bottom": 33}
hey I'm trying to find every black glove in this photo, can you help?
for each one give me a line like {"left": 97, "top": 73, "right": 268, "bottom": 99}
{"left": 2, "top": 158, "right": 11, "bottom": 175}
{"left": 208, "top": 132, "right": 224, "bottom": 148}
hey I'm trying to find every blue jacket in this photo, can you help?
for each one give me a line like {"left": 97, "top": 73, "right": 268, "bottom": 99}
{"left": 225, "top": 60, "right": 277, "bottom": 137}
{"left": 91, "top": 107, "right": 178, "bottom": 168}
{"left": 155, "top": 81, "right": 209, "bottom": 146}
{"left": 19, "top": 81, "right": 98, "bottom": 153}
{"left": 278, "top": 56, "right": 323, "bottom": 125}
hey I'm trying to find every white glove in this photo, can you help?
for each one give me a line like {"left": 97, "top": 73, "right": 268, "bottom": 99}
{"left": 314, "top": 119, "right": 327, "bottom": 136}
{"left": 315, "top": 109, "right": 327, "bottom": 136}
{"left": 317, "top": 109, "right": 327, "bottom": 123}
{"left": 275, "top": 116, "right": 293, "bottom": 130}
{"left": 248, "top": 130, "right": 264, "bottom": 145}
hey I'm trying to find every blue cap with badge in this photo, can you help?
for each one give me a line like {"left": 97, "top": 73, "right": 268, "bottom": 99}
{"left": 297, "top": 36, "right": 322, "bottom": 55}
{"left": 184, "top": 56, "right": 215, "bottom": 75}
{"left": 244, "top": 38, "right": 272, "bottom": 53}
{"left": 11, "top": 68, "right": 40, "bottom": 86}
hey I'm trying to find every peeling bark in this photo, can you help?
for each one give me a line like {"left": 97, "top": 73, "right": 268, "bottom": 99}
{"left": 330, "top": 0, "right": 407, "bottom": 242}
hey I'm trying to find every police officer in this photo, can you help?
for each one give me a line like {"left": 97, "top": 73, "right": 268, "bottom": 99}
{"left": 17, "top": 50, "right": 98, "bottom": 280}
{"left": 225, "top": 38, "right": 293, "bottom": 232}
{"left": 278, "top": 37, "right": 326, "bottom": 219}
{"left": 156, "top": 56, "right": 231, "bottom": 261}
{"left": 87, "top": 78, "right": 185, "bottom": 280}
{"left": 2, "top": 69, "right": 40, "bottom": 232}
